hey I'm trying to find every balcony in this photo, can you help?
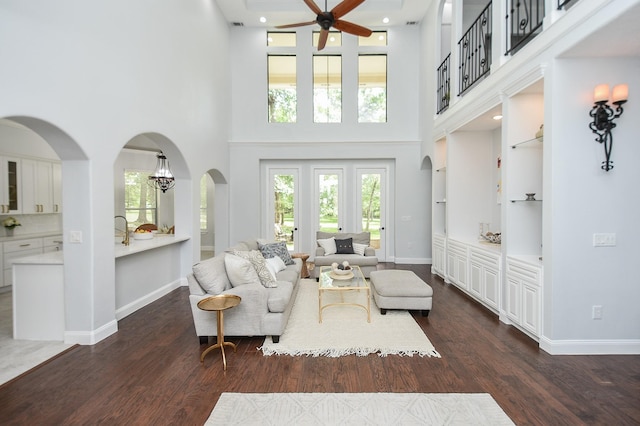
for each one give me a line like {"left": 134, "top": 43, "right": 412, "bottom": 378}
{"left": 505, "top": 0, "right": 545, "bottom": 55}
{"left": 458, "top": 2, "right": 493, "bottom": 96}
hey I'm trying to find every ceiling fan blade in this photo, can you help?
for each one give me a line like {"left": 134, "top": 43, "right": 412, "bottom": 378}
{"left": 333, "top": 19, "right": 372, "bottom": 37}
{"left": 317, "top": 29, "right": 329, "bottom": 51}
{"left": 276, "top": 20, "right": 317, "bottom": 29}
{"left": 331, "top": 0, "right": 366, "bottom": 20}
{"left": 304, "top": 0, "right": 323, "bottom": 15}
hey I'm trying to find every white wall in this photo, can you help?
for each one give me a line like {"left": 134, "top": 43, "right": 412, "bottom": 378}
{"left": 544, "top": 56, "right": 640, "bottom": 346}
{"left": 0, "top": 0, "right": 231, "bottom": 343}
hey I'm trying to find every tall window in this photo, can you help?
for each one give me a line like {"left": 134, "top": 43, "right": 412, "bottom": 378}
{"left": 124, "top": 170, "right": 157, "bottom": 227}
{"left": 358, "top": 54, "right": 387, "bottom": 122}
{"left": 313, "top": 55, "right": 342, "bottom": 123}
{"left": 268, "top": 55, "right": 297, "bottom": 123}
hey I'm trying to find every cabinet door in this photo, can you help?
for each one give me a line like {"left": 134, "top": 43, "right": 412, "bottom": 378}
{"left": 0, "top": 156, "right": 21, "bottom": 214}
{"left": 469, "top": 261, "right": 482, "bottom": 298}
{"left": 521, "top": 283, "right": 540, "bottom": 336}
{"left": 52, "top": 162, "right": 62, "bottom": 213}
{"left": 22, "top": 159, "right": 53, "bottom": 214}
{"left": 483, "top": 267, "right": 499, "bottom": 309}
{"left": 506, "top": 277, "right": 521, "bottom": 322}
{"left": 456, "top": 255, "right": 468, "bottom": 289}
{"left": 433, "top": 243, "right": 445, "bottom": 276}
{"left": 446, "top": 251, "right": 457, "bottom": 283}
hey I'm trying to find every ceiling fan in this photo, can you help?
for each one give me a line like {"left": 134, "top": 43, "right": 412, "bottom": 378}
{"left": 276, "top": 0, "right": 373, "bottom": 51}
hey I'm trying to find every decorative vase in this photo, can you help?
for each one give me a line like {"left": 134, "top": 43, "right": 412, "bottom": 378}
{"left": 6, "top": 227, "right": 14, "bottom": 237}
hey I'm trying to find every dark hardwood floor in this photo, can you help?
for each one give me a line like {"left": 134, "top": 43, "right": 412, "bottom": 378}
{"left": 1, "top": 263, "right": 639, "bottom": 425}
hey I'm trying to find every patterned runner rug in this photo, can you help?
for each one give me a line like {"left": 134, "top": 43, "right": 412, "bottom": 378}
{"left": 259, "top": 279, "right": 440, "bottom": 358}
{"left": 206, "top": 393, "right": 515, "bottom": 425}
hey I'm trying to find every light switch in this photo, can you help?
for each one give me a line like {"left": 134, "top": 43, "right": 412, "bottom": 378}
{"left": 69, "top": 231, "right": 83, "bottom": 243}
{"left": 593, "top": 233, "right": 616, "bottom": 247}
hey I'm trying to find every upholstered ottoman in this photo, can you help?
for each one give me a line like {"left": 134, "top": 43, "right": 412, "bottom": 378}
{"left": 369, "top": 270, "right": 433, "bottom": 316}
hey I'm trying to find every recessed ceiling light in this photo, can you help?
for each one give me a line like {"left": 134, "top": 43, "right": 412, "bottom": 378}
{"left": 259, "top": 16, "right": 266, "bottom": 23}
{"left": 493, "top": 115, "right": 503, "bottom": 120}
{"left": 382, "top": 17, "right": 390, "bottom": 24}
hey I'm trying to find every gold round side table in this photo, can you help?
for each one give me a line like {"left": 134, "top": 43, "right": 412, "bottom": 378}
{"left": 197, "top": 294, "right": 241, "bottom": 370}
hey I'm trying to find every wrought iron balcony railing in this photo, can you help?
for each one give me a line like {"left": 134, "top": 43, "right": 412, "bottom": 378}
{"left": 557, "top": 0, "right": 577, "bottom": 9}
{"left": 506, "top": 0, "right": 545, "bottom": 55}
{"left": 437, "top": 53, "right": 451, "bottom": 114}
{"left": 458, "top": 2, "right": 492, "bottom": 96}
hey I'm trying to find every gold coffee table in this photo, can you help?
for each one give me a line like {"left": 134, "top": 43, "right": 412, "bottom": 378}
{"left": 318, "top": 265, "right": 370, "bottom": 323}
{"left": 197, "top": 294, "right": 241, "bottom": 370}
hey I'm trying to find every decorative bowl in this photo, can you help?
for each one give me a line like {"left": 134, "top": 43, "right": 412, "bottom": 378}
{"left": 481, "top": 232, "right": 501, "bottom": 244}
{"left": 332, "top": 266, "right": 352, "bottom": 275}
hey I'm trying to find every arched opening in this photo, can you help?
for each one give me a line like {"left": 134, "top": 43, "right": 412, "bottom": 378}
{"left": 200, "top": 169, "right": 227, "bottom": 260}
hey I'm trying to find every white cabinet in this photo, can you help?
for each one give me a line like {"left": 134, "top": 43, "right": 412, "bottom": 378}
{"left": 506, "top": 257, "right": 542, "bottom": 338}
{"left": 432, "top": 234, "right": 446, "bottom": 278}
{"left": 52, "top": 162, "right": 62, "bottom": 213}
{"left": 469, "top": 247, "right": 500, "bottom": 312}
{"left": 0, "top": 156, "right": 22, "bottom": 214}
{"left": 3, "top": 238, "right": 43, "bottom": 288}
{"left": 21, "top": 159, "right": 55, "bottom": 214}
{"left": 1, "top": 235, "right": 62, "bottom": 288}
{"left": 446, "top": 239, "right": 467, "bottom": 289}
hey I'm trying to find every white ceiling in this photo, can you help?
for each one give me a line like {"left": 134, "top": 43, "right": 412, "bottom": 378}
{"left": 215, "top": 0, "right": 435, "bottom": 28}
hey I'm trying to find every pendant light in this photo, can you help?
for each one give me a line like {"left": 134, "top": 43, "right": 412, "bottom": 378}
{"left": 148, "top": 152, "right": 175, "bottom": 193}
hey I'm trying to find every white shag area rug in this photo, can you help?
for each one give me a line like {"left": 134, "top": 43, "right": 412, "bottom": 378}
{"left": 206, "top": 393, "right": 515, "bottom": 425}
{"left": 259, "top": 279, "right": 440, "bottom": 358}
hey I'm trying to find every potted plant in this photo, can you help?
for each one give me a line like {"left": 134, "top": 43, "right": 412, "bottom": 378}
{"left": 3, "top": 216, "right": 21, "bottom": 236}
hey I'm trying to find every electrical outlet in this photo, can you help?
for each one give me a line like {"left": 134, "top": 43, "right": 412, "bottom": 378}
{"left": 407, "top": 241, "right": 413, "bottom": 249}
{"left": 593, "top": 233, "right": 616, "bottom": 247}
{"left": 592, "top": 305, "right": 603, "bottom": 320}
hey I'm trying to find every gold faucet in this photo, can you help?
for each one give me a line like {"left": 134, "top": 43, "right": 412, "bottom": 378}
{"left": 114, "top": 215, "right": 130, "bottom": 246}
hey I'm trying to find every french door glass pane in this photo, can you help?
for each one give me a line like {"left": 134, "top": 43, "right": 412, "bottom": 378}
{"left": 318, "top": 173, "right": 339, "bottom": 232}
{"left": 361, "top": 173, "right": 381, "bottom": 249}
{"left": 273, "top": 173, "right": 295, "bottom": 249}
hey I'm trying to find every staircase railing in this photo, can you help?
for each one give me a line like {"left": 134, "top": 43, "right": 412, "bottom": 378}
{"left": 458, "top": 2, "right": 492, "bottom": 96}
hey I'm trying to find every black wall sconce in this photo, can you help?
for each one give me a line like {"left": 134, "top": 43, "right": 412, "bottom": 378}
{"left": 589, "top": 84, "right": 628, "bottom": 171}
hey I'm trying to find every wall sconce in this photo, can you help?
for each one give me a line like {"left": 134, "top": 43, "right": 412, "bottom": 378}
{"left": 589, "top": 83, "right": 628, "bottom": 171}
{"left": 148, "top": 152, "right": 175, "bottom": 192}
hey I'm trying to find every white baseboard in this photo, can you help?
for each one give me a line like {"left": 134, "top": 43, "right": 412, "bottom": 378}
{"left": 540, "top": 336, "right": 640, "bottom": 355}
{"left": 394, "top": 257, "right": 431, "bottom": 264}
{"left": 65, "top": 320, "right": 118, "bottom": 345}
{"left": 116, "top": 278, "right": 183, "bottom": 321}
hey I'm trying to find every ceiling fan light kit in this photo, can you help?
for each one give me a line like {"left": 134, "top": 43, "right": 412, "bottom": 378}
{"left": 276, "top": 0, "right": 373, "bottom": 50}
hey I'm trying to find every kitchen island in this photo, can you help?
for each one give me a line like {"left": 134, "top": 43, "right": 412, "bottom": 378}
{"left": 12, "top": 234, "right": 190, "bottom": 342}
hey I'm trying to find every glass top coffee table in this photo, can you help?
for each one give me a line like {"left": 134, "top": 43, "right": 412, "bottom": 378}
{"left": 318, "top": 265, "right": 370, "bottom": 323}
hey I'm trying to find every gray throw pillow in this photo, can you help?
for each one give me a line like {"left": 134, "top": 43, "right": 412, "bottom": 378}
{"left": 192, "top": 254, "right": 230, "bottom": 295}
{"left": 335, "top": 237, "right": 354, "bottom": 254}
{"left": 258, "top": 241, "right": 294, "bottom": 265}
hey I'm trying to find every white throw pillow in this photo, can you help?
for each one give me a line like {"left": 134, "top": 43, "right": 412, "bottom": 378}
{"left": 265, "top": 256, "right": 287, "bottom": 280}
{"left": 353, "top": 242, "right": 367, "bottom": 256}
{"left": 224, "top": 254, "right": 261, "bottom": 287}
{"left": 317, "top": 237, "right": 337, "bottom": 255}
{"left": 192, "top": 254, "right": 230, "bottom": 294}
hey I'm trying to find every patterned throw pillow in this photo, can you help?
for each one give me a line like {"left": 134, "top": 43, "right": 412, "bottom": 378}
{"left": 353, "top": 243, "right": 367, "bottom": 256}
{"left": 335, "top": 238, "right": 354, "bottom": 254}
{"left": 258, "top": 241, "right": 295, "bottom": 265}
{"left": 231, "top": 250, "right": 278, "bottom": 288}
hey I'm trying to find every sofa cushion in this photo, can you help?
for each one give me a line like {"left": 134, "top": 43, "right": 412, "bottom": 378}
{"left": 259, "top": 241, "right": 294, "bottom": 265}
{"left": 317, "top": 237, "right": 337, "bottom": 255}
{"left": 335, "top": 237, "right": 354, "bottom": 254}
{"left": 192, "top": 254, "right": 231, "bottom": 295}
{"left": 275, "top": 267, "right": 300, "bottom": 284}
{"left": 266, "top": 280, "right": 294, "bottom": 313}
{"left": 224, "top": 254, "right": 261, "bottom": 287}
{"left": 353, "top": 242, "right": 367, "bottom": 256}
{"left": 231, "top": 250, "right": 278, "bottom": 288}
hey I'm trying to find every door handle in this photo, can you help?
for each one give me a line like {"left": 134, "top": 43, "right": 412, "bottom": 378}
{"left": 381, "top": 227, "right": 385, "bottom": 230}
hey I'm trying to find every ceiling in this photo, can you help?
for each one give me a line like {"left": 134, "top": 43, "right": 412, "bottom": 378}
{"left": 215, "top": 0, "right": 434, "bottom": 28}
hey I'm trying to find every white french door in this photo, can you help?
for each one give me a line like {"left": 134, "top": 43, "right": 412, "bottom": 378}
{"left": 267, "top": 168, "right": 299, "bottom": 252}
{"left": 357, "top": 168, "right": 387, "bottom": 261}
{"left": 314, "top": 168, "right": 344, "bottom": 233}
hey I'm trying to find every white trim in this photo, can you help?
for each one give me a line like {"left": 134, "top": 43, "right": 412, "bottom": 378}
{"left": 539, "top": 336, "right": 640, "bottom": 355}
{"left": 64, "top": 320, "right": 118, "bottom": 346}
{"left": 394, "top": 256, "right": 430, "bottom": 264}
{"left": 115, "top": 278, "right": 183, "bottom": 320}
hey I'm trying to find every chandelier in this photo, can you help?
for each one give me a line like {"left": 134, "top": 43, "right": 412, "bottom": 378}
{"left": 148, "top": 152, "right": 175, "bottom": 193}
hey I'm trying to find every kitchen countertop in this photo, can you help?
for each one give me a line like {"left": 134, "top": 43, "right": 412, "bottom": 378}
{"left": 0, "top": 231, "right": 62, "bottom": 243}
